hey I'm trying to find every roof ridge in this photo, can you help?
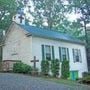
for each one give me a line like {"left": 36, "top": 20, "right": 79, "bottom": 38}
{"left": 17, "top": 23, "right": 84, "bottom": 45}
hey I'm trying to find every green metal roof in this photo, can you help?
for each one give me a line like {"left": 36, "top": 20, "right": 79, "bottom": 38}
{"left": 19, "top": 24, "right": 85, "bottom": 45}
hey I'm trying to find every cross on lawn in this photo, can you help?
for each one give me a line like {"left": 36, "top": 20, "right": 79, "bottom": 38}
{"left": 18, "top": 15, "right": 24, "bottom": 23}
{"left": 31, "top": 56, "right": 39, "bottom": 70}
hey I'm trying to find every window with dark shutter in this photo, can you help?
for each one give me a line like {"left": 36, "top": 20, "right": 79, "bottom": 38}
{"left": 62, "top": 47, "right": 67, "bottom": 60}
{"left": 72, "top": 49, "right": 82, "bottom": 63}
{"left": 79, "top": 49, "right": 82, "bottom": 62}
{"left": 59, "top": 47, "right": 69, "bottom": 61}
{"left": 52, "top": 46, "right": 55, "bottom": 60}
{"left": 41, "top": 45, "right": 55, "bottom": 60}
{"left": 67, "top": 48, "right": 69, "bottom": 60}
{"left": 41, "top": 45, "right": 45, "bottom": 60}
{"left": 45, "top": 45, "right": 51, "bottom": 60}
{"left": 59, "top": 47, "right": 61, "bottom": 61}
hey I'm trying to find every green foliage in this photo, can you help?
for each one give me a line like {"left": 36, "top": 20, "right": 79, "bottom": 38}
{"left": 0, "top": 62, "right": 2, "bottom": 71}
{"left": 26, "top": 0, "right": 83, "bottom": 38}
{"left": 0, "top": 0, "right": 23, "bottom": 30}
{"left": 0, "top": 47, "right": 2, "bottom": 61}
{"left": 41, "top": 60, "right": 49, "bottom": 75}
{"left": 61, "top": 60, "right": 70, "bottom": 79}
{"left": 0, "top": 0, "right": 16, "bottom": 30}
{"left": 13, "top": 62, "right": 32, "bottom": 74}
{"left": 82, "top": 75, "right": 90, "bottom": 81}
{"left": 51, "top": 59, "right": 60, "bottom": 77}
{"left": 82, "top": 72, "right": 90, "bottom": 77}
{"left": 81, "top": 75, "right": 90, "bottom": 84}
{"left": 67, "top": 0, "right": 90, "bottom": 40}
{"left": 29, "top": 0, "right": 69, "bottom": 29}
{"left": 68, "top": 0, "right": 90, "bottom": 24}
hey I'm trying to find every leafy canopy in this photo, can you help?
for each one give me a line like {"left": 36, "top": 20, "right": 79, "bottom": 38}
{"left": 67, "top": 0, "right": 90, "bottom": 40}
{"left": 26, "top": 0, "right": 84, "bottom": 38}
{"left": 0, "top": 0, "right": 23, "bottom": 30}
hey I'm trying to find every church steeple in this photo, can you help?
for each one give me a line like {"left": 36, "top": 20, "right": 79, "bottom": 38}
{"left": 12, "top": 8, "right": 25, "bottom": 25}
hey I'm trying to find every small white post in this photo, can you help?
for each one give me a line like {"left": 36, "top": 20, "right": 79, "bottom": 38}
{"left": 3, "top": 30, "right": 5, "bottom": 36}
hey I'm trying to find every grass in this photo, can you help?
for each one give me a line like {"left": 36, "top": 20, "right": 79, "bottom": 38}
{"left": 41, "top": 77, "right": 78, "bottom": 86}
{"left": 39, "top": 76, "right": 90, "bottom": 90}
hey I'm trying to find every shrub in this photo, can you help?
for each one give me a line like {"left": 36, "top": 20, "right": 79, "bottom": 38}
{"left": 51, "top": 59, "right": 60, "bottom": 77}
{"left": 82, "top": 72, "right": 90, "bottom": 77}
{"left": 61, "top": 60, "right": 69, "bottom": 79}
{"left": 22, "top": 64, "right": 32, "bottom": 74}
{"left": 41, "top": 60, "right": 49, "bottom": 75}
{"left": 13, "top": 62, "right": 32, "bottom": 74}
{"left": 81, "top": 75, "right": 90, "bottom": 84}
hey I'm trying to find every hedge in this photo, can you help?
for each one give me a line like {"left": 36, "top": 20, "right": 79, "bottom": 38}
{"left": 41, "top": 60, "right": 49, "bottom": 75}
{"left": 13, "top": 62, "right": 32, "bottom": 74}
{"left": 61, "top": 60, "right": 69, "bottom": 79}
{"left": 51, "top": 59, "right": 60, "bottom": 77}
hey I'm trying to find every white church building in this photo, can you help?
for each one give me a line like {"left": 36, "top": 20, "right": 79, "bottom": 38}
{"left": 2, "top": 11, "right": 88, "bottom": 80}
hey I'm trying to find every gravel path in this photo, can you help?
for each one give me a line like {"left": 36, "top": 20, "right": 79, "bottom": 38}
{"left": 0, "top": 73, "right": 90, "bottom": 90}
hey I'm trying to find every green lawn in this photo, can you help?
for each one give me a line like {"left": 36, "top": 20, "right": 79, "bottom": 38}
{"left": 42, "top": 77, "right": 78, "bottom": 85}
{"left": 40, "top": 77, "right": 90, "bottom": 90}
{"left": 41, "top": 77, "right": 79, "bottom": 85}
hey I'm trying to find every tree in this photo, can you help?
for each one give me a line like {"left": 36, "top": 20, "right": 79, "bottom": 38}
{"left": 67, "top": 0, "right": 90, "bottom": 39}
{"left": 0, "top": 0, "right": 23, "bottom": 30}
{"left": 25, "top": 0, "right": 83, "bottom": 38}
{"left": 27, "top": 0, "right": 69, "bottom": 29}
{"left": 67, "top": 0, "right": 90, "bottom": 24}
{"left": 64, "top": 20, "right": 84, "bottom": 39}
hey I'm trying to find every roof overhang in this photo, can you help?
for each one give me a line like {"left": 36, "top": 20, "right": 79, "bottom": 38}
{"left": 31, "top": 34, "right": 86, "bottom": 46}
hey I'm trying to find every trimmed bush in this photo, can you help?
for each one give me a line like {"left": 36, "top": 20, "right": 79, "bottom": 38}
{"left": 13, "top": 62, "right": 32, "bottom": 74}
{"left": 51, "top": 59, "right": 60, "bottom": 77}
{"left": 61, "top": 60, "right": 69, "bottom": 79}
{"left": 82, "top": 72, "right": 90, "bottom": 77}
{"left": 41, "top": 60, "right": 49, "bottom": 75}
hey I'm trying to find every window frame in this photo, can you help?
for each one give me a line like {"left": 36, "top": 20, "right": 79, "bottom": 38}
{"left": 45, "top": 45, "right": 52, "bottom": 60}
{"left": 59, "top": 47, "right": 69, "bottom": 62}
{"left": 72, "top": 49, "right": 82, "bottom": 63}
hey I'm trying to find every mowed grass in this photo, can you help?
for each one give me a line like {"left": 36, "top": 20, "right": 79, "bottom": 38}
{"left": 40, "top": 77, "right": 90, "bottom": 90}
{"left": 41, "top": 77, "right": 79, "bottom": 85}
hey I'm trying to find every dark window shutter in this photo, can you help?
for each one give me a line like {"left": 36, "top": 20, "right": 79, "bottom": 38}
{"left": 41, "top": 45, "right": 45, "bottom": 60}
{"left": 59, "top": 47, "right": 62, "bottom": 62}
{"left": 72, "top": 49, "right": 75, "bottom": 63}
{"left": 67, "top": 48, "right": 69, "bottom": 61}
{"left": 52, "top": 46, "right": 55, "bottom": 60}
{"left": 79, "top": 49, "right": 82, "bottom": 63}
